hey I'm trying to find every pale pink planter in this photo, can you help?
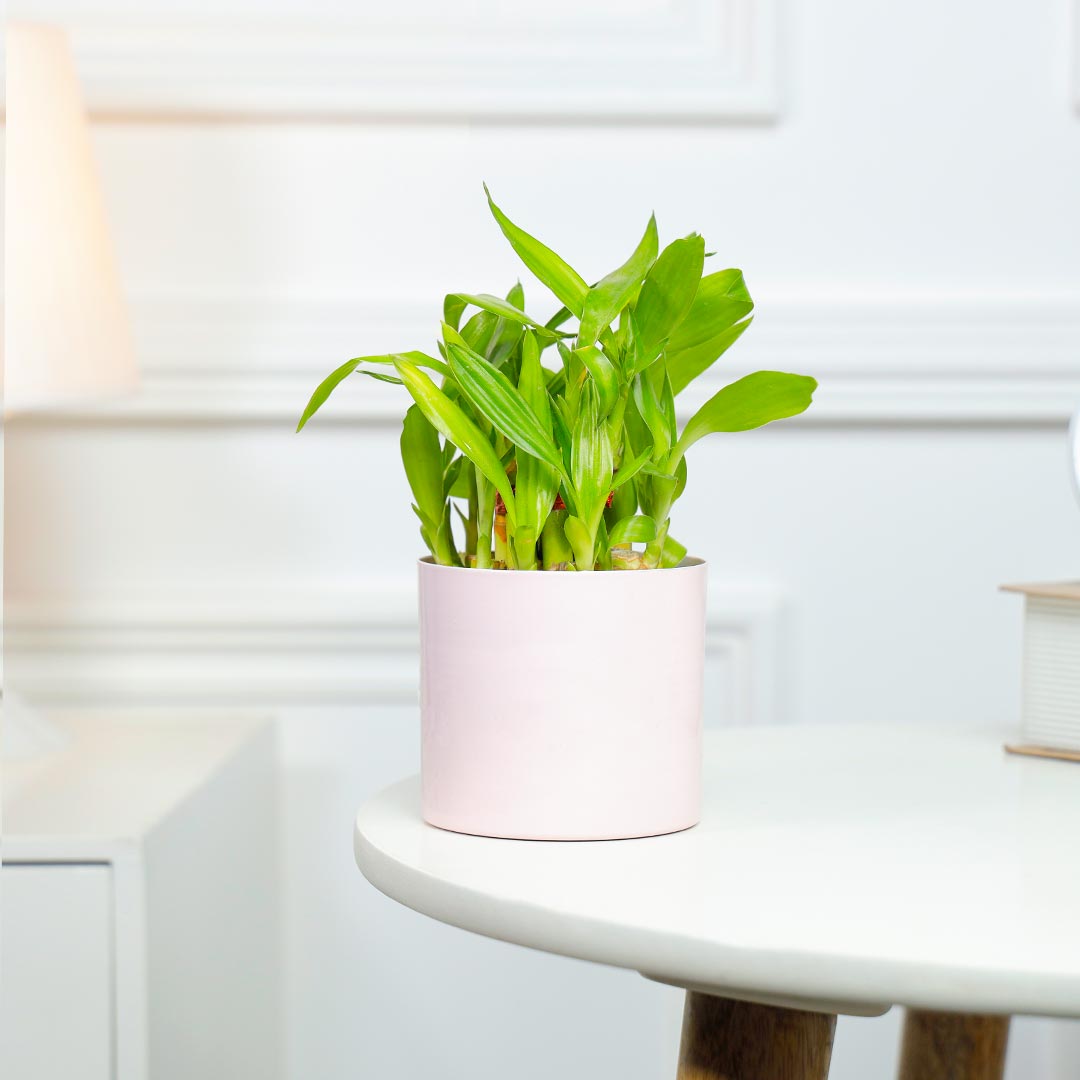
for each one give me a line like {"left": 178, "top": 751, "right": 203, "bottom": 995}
{"left": 419, "top": 557, "right": 707, "bottom": 840}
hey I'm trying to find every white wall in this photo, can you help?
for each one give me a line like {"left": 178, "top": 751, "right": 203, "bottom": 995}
{"left": 6, "top": 0, "right": 1080, "bottom": 1076}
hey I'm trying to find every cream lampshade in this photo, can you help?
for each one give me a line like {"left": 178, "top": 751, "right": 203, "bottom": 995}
{"left": 4, "top": 22, "right": 138, "bottom": 413}
{"left": 4, "top": 23, "right": 138, "bottom": 759}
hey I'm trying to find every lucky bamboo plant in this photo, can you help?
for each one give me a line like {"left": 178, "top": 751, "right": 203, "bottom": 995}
{"left": 298, "top": 188, "right": 816, "bottom": 571}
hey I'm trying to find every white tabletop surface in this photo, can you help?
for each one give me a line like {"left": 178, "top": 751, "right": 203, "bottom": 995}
{"left": 355, "top": 725, "right": 1080, "bottom": 1018}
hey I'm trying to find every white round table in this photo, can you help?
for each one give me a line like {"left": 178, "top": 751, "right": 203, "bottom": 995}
{"left": 355, "top": 725, "right": 1080, "bottom": 1079}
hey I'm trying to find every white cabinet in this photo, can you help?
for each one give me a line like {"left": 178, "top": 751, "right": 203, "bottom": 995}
{"left": 2, "top": 865, "right": 114, "bottom": 1080}
{"left": 1, "top": 712, "right": 279, "bottom": 1080}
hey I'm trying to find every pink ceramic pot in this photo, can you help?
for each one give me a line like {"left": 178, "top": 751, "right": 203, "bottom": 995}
{"left": 419, "top": 557, "right": 707, "bottom": 840}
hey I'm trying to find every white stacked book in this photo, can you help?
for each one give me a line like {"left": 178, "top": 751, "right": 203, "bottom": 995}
{"left": 1003, "top": 582, "right": 1080, "bottom": 758}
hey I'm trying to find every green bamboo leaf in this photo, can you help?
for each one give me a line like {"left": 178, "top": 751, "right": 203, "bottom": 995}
{"left": 671, "top": 371, "right": 817, "bottom": 466}
{"left": 459, "top": 309, "right": 498, "bottom": 355}
{"left": 623, "top": 308, "right": 645, "bottom": 378}
{"left": 541, "top": 509, "right": 575, "bottom": 569}
{"left": 556, "top": 341, "right": 577, "bottom": 400}
{"left": 611, "top": 446, "right": 652, "bottom": 490}
{"left": 444, "top": 294, "right": 467, "bottom": 332}
{"left": 486, "top": 318, "right": 523, "bottom": 369}
{"left": 570, "top": 381, "right": 614, "bottom": 534}
{"left": 445, "top": 340, "right": 566, "bottom": 477}
{"left": 631, "top": 234, "right": 706, "bottom": 370}
{"left": 595, "top": 516, "right": 612, "bottom": 570}
{"left": 545, "top": 305, "right": 575, "bottom": 332}
{"left": 622, "top": 375, "right": 650, "bottom": 459}
{"left": 297, "top": 357, "right": 363, "bottom": 431}
{"left": 578, "top": 215, "right": 658, "bottom": 347}
{"left": 452, "top": 283, "right": 526, "bottom": 368}
{"left": 574, "top": 345, "right": 619, "bottom": 418}
{"left": 434, "top": 503, "right": 460, "bottom": 566}
{"left": 401, "top": 404, "right": 445, "bottom": 528}
{"left": 515, "top": 331, "right": 562, "bottom": 561}
{"left": 639, "top": 462, "right": 674, "bottom": 480}
{"left": 551, "top": 401, "right": 574, "bottom": 481}
{"left": 296, "top": 351, "right": 447, "bottom": 432}
{"left": 484, "top": 184, "right": 589, "bottom": 317}
{"left": 516, "top": 331, "right": 552, "bottom": 432}
{"left": 608, "top": 471, "right": 637, "bottom": 522}
{"left": 673, "top": 454, "right": 688, "bottom": 501}
{"left": 659, "top": 363, "right": 676, "bottom": 443}
{"left": 367, "top": 370, "right": 407, "bottom": 385}
{"left": 410, "top": 502, "right": 434, "bottom": 532}
{"left": 392, "top": 357, "right": 517, "bottom": 525}
{"left": 444, "top": 456, "right": 470, "bottom": 498}
{"left": 661, "top": 534, "right": 688, "bottom": 568}
{"left": 441, "top": 322, "right": 472, "bottom": 353}
{"left": 410, "top": 503, "right": 436, "bottom": 555}
{"left": 632, "top": 370, "right": 671, "bottom": 460}
{"left": 445, "top": 317, "right": 519, "bottom": 370}
{"left": 377, "top": 352, "right": 450, "bottom": 377}
{"left": 667, "top": 270, "right": 753, "bottom": 354}
{"left": 608, "top": 514, "right": 656, "bottom": 546}
{"left": 563, "top": 515, "right": 594, "bottom": 569}
{"left": 444, "top": 293, "right": 562, "bottom": 340}
{"left": 473, "top": 469, "right": 497, "bottom": 568}
{"left": 452, "top": 501, "right": 471, "bottom": 532}
{"left": 668, "top": 316, "right": 753, "bottom": 395}
{"left": 448, "top": 282, "right": 527, "bottom": 334}
{"left": 544, "top": 365, "right": 566, "bottom": 394}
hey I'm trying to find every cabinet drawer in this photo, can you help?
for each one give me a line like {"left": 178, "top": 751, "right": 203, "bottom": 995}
{"left": 1, "top": 864, "right": 113, "bottom": 1080}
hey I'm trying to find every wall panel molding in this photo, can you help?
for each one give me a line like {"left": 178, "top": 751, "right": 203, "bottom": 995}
{"left": 0, "top": 1, "right": 778, "bottom": 120}
{"left": 5, "top": 582, "right": 787, "bottom": 725}
{"left": 14, "top": 295, "right": 1080, "bottom": 427}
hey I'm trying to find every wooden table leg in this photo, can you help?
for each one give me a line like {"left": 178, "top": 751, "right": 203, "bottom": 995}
{"left": 897, "top": 1009, "right": 1010, "bottom": 1080}
{"left": 676, "top": 991, "right": 837, "bottom": 1080}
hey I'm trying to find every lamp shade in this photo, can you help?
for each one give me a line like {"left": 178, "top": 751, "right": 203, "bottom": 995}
{"left": 3, "top": 23, "right": 137, "bottom": 413}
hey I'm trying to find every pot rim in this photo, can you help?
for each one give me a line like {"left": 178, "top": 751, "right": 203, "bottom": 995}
{"left": 417, "top": 555, "right": 705, "bottom": 575}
